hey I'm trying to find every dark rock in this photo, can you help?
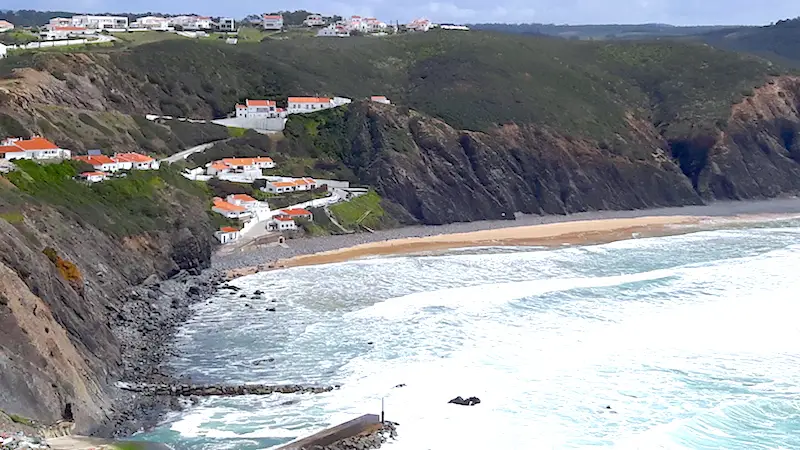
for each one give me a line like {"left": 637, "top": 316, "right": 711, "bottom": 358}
{"left": 253, "top": 290, "right": 263, "bottom": 295}
{"left": 187, "top": 286, "right": 200, "bottom": 296}
{"left": 266, "top": 307, "right": 276, "bottom": 312}
{"left": 449, "top": 396, "right": 481, "bottom": 406}
{"left": 394, "top": 384, "right": 406, "bottom": 388}
{"left": 367, "top": 341, "right": 374, "bottom": 345}
{"left": 240, "top": 294, "right": 247, "bottom": 298}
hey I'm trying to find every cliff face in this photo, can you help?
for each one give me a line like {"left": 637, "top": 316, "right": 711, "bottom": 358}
{"left": 0, "top": 183, "right": 213, "bottom": 432}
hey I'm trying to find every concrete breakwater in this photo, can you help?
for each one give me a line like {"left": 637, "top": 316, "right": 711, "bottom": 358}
{"left": 275, "top": 414, "right": 398, "bottom": 450}
{"left": 117, "top": 383, "right": 336, "bottom": 397}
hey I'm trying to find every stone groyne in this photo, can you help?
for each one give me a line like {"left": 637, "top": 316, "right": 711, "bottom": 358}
{"left": 117, "top": 383, "right": 336, "bottom": 397}
{"left": 275, "top": 414, "right": 398, "bottom": 450}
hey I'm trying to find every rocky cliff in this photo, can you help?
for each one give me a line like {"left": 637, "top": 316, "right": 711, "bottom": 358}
{"left": 0, "top": 178, "right": 214, "bottom": 434}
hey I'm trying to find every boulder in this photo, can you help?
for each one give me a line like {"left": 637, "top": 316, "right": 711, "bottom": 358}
{"left": 448, "top": 396, "right": 481, "bottom": 406}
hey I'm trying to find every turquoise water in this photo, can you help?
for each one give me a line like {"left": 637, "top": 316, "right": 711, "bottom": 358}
{"left": 135, "top": 219, "right": 800, "bottom": 449}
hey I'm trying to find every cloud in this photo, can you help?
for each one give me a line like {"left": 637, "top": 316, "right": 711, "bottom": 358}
{"left": 3, "top": 0, "right": 799, "bottom": 25}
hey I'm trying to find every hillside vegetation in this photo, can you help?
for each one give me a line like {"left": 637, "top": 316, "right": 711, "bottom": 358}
{"left": 700, "top": 18, "right": 800, "bottom": 67}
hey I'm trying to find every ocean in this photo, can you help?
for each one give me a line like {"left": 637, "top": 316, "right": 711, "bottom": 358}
{"left": 134, "top": 218, "right": 800, "bottom": 449}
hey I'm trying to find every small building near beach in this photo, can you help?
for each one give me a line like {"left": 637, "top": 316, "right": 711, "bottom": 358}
{"left": 280, "top": 208, "right": 313, "bottom": 221}
{"left": 215, "top": 226, "right": 241, "bottom": 244}
{"left": 262, "top": 177, "right": 318, "bottom": 194}
{"left": 269, "top": 215, "right": 298, "bottom": 231}
{"left": 212, "top": 197, "right": 252, "bottom": 219}
{"left": 79, "top": 171, "right": 109, "bottom": 183}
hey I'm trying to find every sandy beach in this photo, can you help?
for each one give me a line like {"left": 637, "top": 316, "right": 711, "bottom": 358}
{"left": 216, "top": 198, "right": 800, "bottom": 279}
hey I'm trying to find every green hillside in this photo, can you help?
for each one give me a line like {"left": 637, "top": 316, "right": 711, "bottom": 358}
{"left": 700, "top": 19, "right": 800, "bottom": 67}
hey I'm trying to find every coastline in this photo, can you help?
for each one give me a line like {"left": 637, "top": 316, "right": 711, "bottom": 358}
{"left": 214, "top": 198, "right": 800, "bottom": 278}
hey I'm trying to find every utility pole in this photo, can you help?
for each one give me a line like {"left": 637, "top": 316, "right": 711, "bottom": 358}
{"left": 381, "top": 397, "right": 385, "bottom": 423}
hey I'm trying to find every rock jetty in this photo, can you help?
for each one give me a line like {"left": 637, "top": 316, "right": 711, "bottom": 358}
{"left": 117, "top": 383, "right": 335, "bottom": 397}
{"left": 310, "top": 421, "right": 399, "bottom": 450}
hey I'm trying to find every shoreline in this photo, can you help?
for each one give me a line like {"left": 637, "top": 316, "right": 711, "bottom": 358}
{"left": 213, "top": 198, "right": 800, "bottom": 278}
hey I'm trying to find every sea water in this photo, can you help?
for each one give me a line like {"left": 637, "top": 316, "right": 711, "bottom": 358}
{"left": 134, "top": 219, "right": 800, "bottom": 449}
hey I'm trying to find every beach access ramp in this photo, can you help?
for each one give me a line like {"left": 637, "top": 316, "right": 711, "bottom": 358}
{"left": 272, "top": 414, "right": 382, "bottom": 449}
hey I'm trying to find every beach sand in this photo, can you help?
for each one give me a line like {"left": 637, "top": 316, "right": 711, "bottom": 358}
{"left": 226, "top": 215, "right": 702, "bottom": 278}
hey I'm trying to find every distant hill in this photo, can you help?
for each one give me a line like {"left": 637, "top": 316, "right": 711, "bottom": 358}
{"left": 470, "top": 23, "right": 734, "bottom": 40}
{"left": 699, "top": 18, "right": 800, "bottom": 66}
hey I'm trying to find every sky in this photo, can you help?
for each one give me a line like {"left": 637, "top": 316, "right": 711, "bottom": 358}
{"left": 3, "top": 0, "right": 799, "bottom": 26}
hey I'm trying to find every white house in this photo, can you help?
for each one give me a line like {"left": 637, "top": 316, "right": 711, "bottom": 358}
{"left": 207, "top": 157, "right": 275, "bottom": 176}
{"left": 0, "top": 144, "right": 24, "bottom": 160}
{"left": 226, "top": 38, "right": 238, "bottom": 45}
{"left": 0, "top": 21, "right": 14, "bottom": 32}
{"left": 212, "top": 197, "right": 252, "bottom": 219}
{"left": 73, "top": 154, "right": 120, "bottom": 172}
{"left": 262, "top": 15, "right": 284, "bottom": 30}
{"left": 317, "top": 25, "right": 349, "bottom": 37}
{"left": 270, "top": 215, "right": 297, "bottom": 231}
{"left": 280, "top": 208, "right": 313, "bottom": 221}
{"left": 48, "top": 18, "right": 73, "bottom": 28}
{"left": 215, "top": 226, "right": 241, "bottom": 244}
{"left": 371, "top": 96, "right": 391, "bottom": 104}
{"left": 1, "top": 137, "right": 72, "bottom": 160}
{"left": 42, "top": 26, "right": 92, "bottom": 40}
{"left": 262, "top": 177, "right": 318, "bottom": 194}
{"left": 133, "top": 16, "right": 171, "bottom": 30}
{"left": 0, "top": 43, "right": 7, "bottom": 59}
{"left": 235, "top": 99, "right": 278, "bottom": 118}
{"left": 408, "top": 18, "right": 432, "bottom": 32}
{"left": 113, "top": 152, "right": 160, "bottom": 170}
{"left": 79, "top": 171, "right": 109, "bottom": 183}
{"left": 72, "top": 15, "right": 129, "bottom": 30}
{"left": 304, "top": 14, "right": 325, "bottom": 26}
{"left": 363, "top": 18, "right": 386, "bottom": 32}
{"left": 440, "top": 24, "right": 470, "bottom": 31}
{"left": 287, "top": 97, "right": 335, "bottom": 114}
{"left": 218, "top": 18, "right": 235, "bottom": 32}
{"left": 226, "top": 193, "right": 268, "bottom": 213}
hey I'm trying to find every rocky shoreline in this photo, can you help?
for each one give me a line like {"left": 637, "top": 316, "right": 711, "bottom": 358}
{"left": 93, "top": 268, "right": 225, "bottom": 438}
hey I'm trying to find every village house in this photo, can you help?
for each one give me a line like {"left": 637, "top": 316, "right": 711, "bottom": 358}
{"left": 79, "top": 171, "right": 109, "bottom": 183}
{"left": 133, "top": 16, "right": 171, "bottom": 30}
{"left": 170, "top": 15, "right": 213, "bottom": 30}
{"left": 212, "top": 197, "right": 251, "bottom": 219}
{"left": 73, "top": 155, "right": 119, "bottom": 172}
{"left": 218, "top": 18, "right": 236, "bottom": 32}
{"left": 226, "top": 193, "right": 268, "bottom": 213}
{"left": 408, "top": 18, "right": 432, "bottom": 32}
{"left": 0, "top": 144, "right": 24, "bottom": 160}
{"left": 304, "top": 14, "right": 325, "bottom": 26}
{"left": 214, "top": 226, "right": 241, "bottom": 244}
{"left": 262, "top": 14, "right": 284, "bottom": 30}
{"left": 1, "top": 137, "right": 72, "bottom": 160}
{"left": 287, "top": 97, "right": 334, "bottom": 113}
{"left": 363, "top": 18, "right": 386, "bottom": 32}
{"left": 371, "top": 96, "right": 391, "bottom": 104}
{"left": 269, "top": 215, "right": 297, "bottom": 231}
{"left": 0, "top": 43, "right": 7, "bottom": 59}
{"left": 317, "top": 25, "right": 350, "bottom": 37}
{"left": 113, "top": 152, "right": 160, "bottom": 170}
{"left": 206, "top": 157, "right": 275, "bottom": 176}
{"left": 262, "top": 177, "right": 318, "bottom": 194}
{"left": 42, "top": 26, "right": 92, "bottom": 40}
{"left": 235, "top": 99, "right": 279, "bottom": 118}
{"left": 280, "top": 208, "right": 313, "bottom": 221}
{"left": 0, "top": 20, "right": 15, "bottom": 32}
{"left": 71, "top": 15, "right": 129, "bottom": 30}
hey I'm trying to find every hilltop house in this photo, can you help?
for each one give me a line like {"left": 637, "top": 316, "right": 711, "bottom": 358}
{"left": 206, "top": 157, "right": 275, "bottom": 176}
{"left": 0, "top": 21, "right": 14, "bottom": 32}
{"left": 317, "top": 25, "right": 350, "bottom": 37}
{"left": 0, "top": 43, "right": 7, "bottom": 59}
{"left": 73, "top": 155, "right": 119, "bottom": 172}
{"left": 79, "top": 171, "right": 109, "bottom": 183}
{"left": 218, "top": 18, "right": 236, "bottom": 32}
{"left": 371, "top": 96, "right": 391, "bottom": 104}
{"left": 214, "top": 226, "right": 240, "bottom": 244}
{"left": 212, "top": 197, "right": 251, "bottom": 219}
{"left": 287, "top": 97, "right": 334, "bottom": 113}
{"left": 48, "top": 18, "right": 72, "bottom": 28}
{"left": 42, "top": 26, "right": 92, "bottom": 40}
{"left": 235, "top": 99, "right": 280, "bottom": 118}
{"left": 133, "top": 16, "right": 171, "bottom": 30}
{"left": 226, "top": 193, "right": 269, "bottom": 214}
{"left": 262, "top": 15, "right": 284, "bottom": 30}
{"left": 262, "top": 177, "right": 318, "bottom": 194}
{"left": 113, "top": 152, "right": 160, "bottom": 170}
{"left": 170, "top": 15, "right": 213, "bottom": 30}
{"left": 1, "top": 137, "right": 72, "bottom": 160}
{"left": 304, "top": 14, "right": 325, "bottom": 26}
{"left": 269, "top": 215, "right": 297, "bottom": 231}
{"left": 408, "top": 18, "right": 432, "bottom": 32}
{"left": 71, "top": 15, "right": 129, "bottom": 30}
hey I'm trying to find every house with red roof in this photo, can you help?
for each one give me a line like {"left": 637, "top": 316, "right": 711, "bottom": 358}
{"left": 287, "top": 97, "right": 335, "bottom": 114}
{"left": 1, "top": 137, "right": 71, "bottom": 161}
{"left": 0, "top": 20, "right": 14, "bottom": 33}
{"left": 214, "top": 226, "right": 241, "bottom": 244}
{"left": 235, "top": 99, "right": 283, "bottom": 119}
{"left": 371, "top": 96, "right": 391, "bottom": 105}
{"left": 280, "top": 208, "right": 313, "bottom": 221}
{"left": 263, "top": 177, "right": 318, "bottom": 194}
{"left": 206, "top": 157, "right": 275, "bottom": 176}
{"left": 113, "top": 152, "right": 159, "bottom": 170}
{"left": 73, "top": 155, "right": 120, "bottom": 172}
{"left": 79, "top": 171, "right": 109, "bottom": 183}
{"left": 226, "top": 193, "right": 270, "bottom": 214}
{"left": 262, "top": 14, "right": 284, "bottom": 30}
{"left": 269, "top": 215, "right": 298, "bottom": 231}
{"left": 212, "top": 197, "right": 252, "bottom": 219}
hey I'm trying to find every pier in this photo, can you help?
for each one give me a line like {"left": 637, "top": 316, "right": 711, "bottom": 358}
{"left": 274, "top": 414, "right": 397, "bottom": 450}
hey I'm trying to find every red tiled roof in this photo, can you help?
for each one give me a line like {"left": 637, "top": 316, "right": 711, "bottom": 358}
{"left": 274, "top": 215, "right": 294, "bottom": 222}
{"left": 210, "top": 162, "right": 228, "bottom": 170}
{"left": 14, "top": 137, "right": 59, "bottom": 151}
{"left": 80, "top": 171, "right": 107, "bottom": 177}
{"left": 230, "top": 194, "right": 257, "bottom": 203}
{"left": 245, "top": 99, "right": 276, "bottom": 107}
{"left": 263, "top": 15, "right": 283, "bottom": 19}
{"left": 220, "top": 226, "right": 240, "bottom": 233}
{"left": 74, "top": 155, "right": 116, "bottom": 165}
{"left": 0, "top": 145, "right": 24, "bottom": 154}
{"left": 288, "top": 97, "right": 331, "bottom": 104}
{"left": 53, "top": 26, "right": 87, "bottom": 31}
{"left": 213, "top": 198, "right": 246, "bottom": 212}
{"left": 371, "top": 96, "right": 387, "bottom": 101}
{"left": 281, "top": 208, "right": 312, "bottom": 216}
{"left": 235, "top": 104, "right": 246, "bottom": 109}
{"left": 114, "top": 152, "right": 154, "bottom": 163}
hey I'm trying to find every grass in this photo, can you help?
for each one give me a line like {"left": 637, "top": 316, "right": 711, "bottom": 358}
{"left": 0, "top": 211, "right": 24, "bottom": 224}
{"left": 329, "top": 190, "right": 387, "bottom": 230}
{"left": 227, "top": 127, "right": 248, "bottom": 137}
{"left": 8, "top": 413, "right": 35, "bottom": 427}
{"left": 110, "top": 31, "right": 185, "bottom": 47}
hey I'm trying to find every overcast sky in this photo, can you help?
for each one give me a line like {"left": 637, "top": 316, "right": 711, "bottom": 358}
{"left": 4, "top": 0, "right": 798, "bottom": 25}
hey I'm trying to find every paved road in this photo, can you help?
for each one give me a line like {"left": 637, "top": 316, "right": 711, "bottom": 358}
{"left": 162, "top": 138, "right": 230, "bottom": 164}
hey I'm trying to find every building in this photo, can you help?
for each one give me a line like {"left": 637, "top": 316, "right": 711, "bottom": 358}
{"left": 218, "top": 18, "right": 235, "bottom": 32}
{"left": 270, "top": 215, "right": 297, "bottom": 231}
{"left": 79, "top": 171, "right": 109, "bottom": 183}
{"left": 48, "top": 18, "right": 73, "bottom": 28}
{"left": 72, "top": 15, "right": 129, "bottom": 30}
{"left": 371, "top": 96, "right": 391, "bottom": 104}
{"left": 408, "top": 18, "right": 432, "bottom": 32}
{"left": 262, "top": 177, "right": 318, "bottom": 194}
{"left": 0, "top": 21, "right": 14, "bottom": 33}
{"left": 113, "top": 152, "right": 160, "bottom": 170}
{"left": 226, "top": 38, "right": 238, "bottom": 45}
{"left": 317, "top": 25, "right": 349, "bottom": 37}
{"left": 440, "top": 24, "right": 470, "bottom": 31}
{"left": 42, "top": 26, "right": 92, "bottom": 40}
{"left": 287, "top": 97, "right": 334, "bottom": 114}
{"left": 304, "top": 14, "right": 325, "bottom": 27}
{"left": 1, "top": 137, "right": 72, "bottom": 160}
{"left": 215, "top": 226, "right": 240, "bottom": 244}
{"left": 363, "top": 18, "right": 386, "bottom": 32}
{"left": 169, "top": 15, "right": 213, "bottom": 30}
{"left": 0, "top": 43, "right": 7, "bottom": 60}
{"left": 226, "top": 193, "right": 268, "bottom": 213}
{"left": 280, "top": 208, "right": 313, "bottom": 221}
{"left": 73, "top": 155, "right": 119, "bottom": 172}
{"left": 262, "top": 15, "right": 284, "bottom": 30}
{"left": 212, "top": 197, "right": 251, "bottom": 219}
{"left": 235, "top": 99, "right": 278, "bottom": 118}
{"left": 206, "top": 157, "right": 275, "bottom": 176}
{"left": 0, "top": 144, "right": 24, "bottom": 160}
{"left": 133, "top": 16, "right": 171, "bottom": 30}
